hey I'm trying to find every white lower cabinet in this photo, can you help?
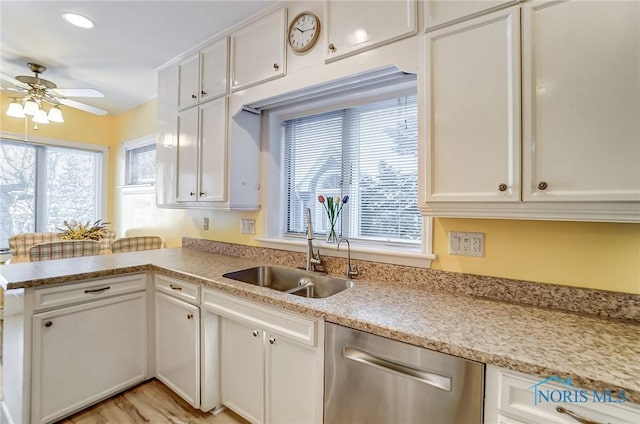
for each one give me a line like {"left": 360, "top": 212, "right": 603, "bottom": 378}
{"left": 204, "top": 289, "right": 324, "bottom": 424}
{"left": 155, "top": 292, "right": 200, "bottom": 408}
{"left": 31, "top": 291, "right": 147, "bottom": 424}
{"left": 484, "top": 365, "right": 640, "bottom": 424}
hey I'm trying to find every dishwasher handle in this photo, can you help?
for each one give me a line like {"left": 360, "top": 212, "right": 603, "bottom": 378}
{"left": 343, "top": 345, "right": 452, "bottom": 392}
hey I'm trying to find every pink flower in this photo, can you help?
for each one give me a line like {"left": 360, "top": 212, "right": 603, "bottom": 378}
{"left": 318, "top": 195, "right": 325, "bottom": 204}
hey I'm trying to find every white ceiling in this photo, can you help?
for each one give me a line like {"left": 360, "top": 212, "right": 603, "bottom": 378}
{"left": 0, "top": 1, "right": 277, "bottom": 115}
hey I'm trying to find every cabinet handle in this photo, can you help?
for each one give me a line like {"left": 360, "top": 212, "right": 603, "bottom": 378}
{"left": 537, "top": 181, "right": 548, "bottom": 190}
{"left": 269, "top": 337, "right": 276, "bottom": 345}
{"left": 556, "top": 406, "right": 602, "bottom": 424}
{"left": 190, "top": 192, "right": 196, "bottom": 197}
{"left": 498, "top": 183, "right": 507, "bottom": 192}
{"left": 199, "top": 192, "right": 206, "bottom": 196}
{"left": 44, "top": 321, "right": 53, "bottom": 328}
{"left": 84, "top": 286, "right": 110, "bottom": 294}
{"left": 186, "top": 313, "right": 193, "bottom": 320}
{"left": 273, "top": 63, "right": 279, "bottom": 71}
{"left": 328, "top": 43, "right": 336, "bottom": 52}
{"left": 169, "top": 284, "right": 182, "bottom": 291}
{"left": 201, "top": 90, "right": 206, "bottom": 96}
{"left": 191, "top": 94, "right": 197, "bottom": 99}
{"left": 252, "top": 330, "right": 260, "bottom": 337}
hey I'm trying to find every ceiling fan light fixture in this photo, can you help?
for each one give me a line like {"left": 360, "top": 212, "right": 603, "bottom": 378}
{"left": 33, "top": 108, "right": 50, "bottom": 124}
{"left": 48, "top": 106, "right": 64, "bottom": 123}
{"left": 6, "top": 99, "right": 26, "bottom": 118}
{"left": 62, "top": 13, "right": 95, "bottom": 29}
{"left": 23, "top": 98, "right": 39, "bottom": 116}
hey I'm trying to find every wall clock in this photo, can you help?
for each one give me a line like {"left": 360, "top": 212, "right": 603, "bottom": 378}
{"left": 288, "top": 12, "right": 320, "bottom": 53}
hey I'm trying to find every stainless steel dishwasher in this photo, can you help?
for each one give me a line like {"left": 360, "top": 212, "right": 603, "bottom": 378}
{"left": 324, "top": 323, "right": 484, "bottom": 424}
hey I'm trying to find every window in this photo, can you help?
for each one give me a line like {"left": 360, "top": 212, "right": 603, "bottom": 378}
{"left": 125, "top": 142, "right": 156, "bottom": 185}
{"left": 0, "top": 138, "right": 105, "bottom": 249}
{"left": 283, "top": 95, "right": 420, "bottom": 246}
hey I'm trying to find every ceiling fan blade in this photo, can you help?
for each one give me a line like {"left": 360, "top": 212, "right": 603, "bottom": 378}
{"left": 0, "top": 71, "right": 28, "bottom": 89}
{"left": 58, "top": 98, "right": 108, "bottom": 116}
{"left": 0, "top": 86, "right": 26, "bottom": 93}
{"left": 53, "top": 88, "right": 104, "bottom": 98}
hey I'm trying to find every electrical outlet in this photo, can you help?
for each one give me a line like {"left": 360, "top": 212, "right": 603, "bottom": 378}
{"left": 240, "top": 219, "right": 255, "bottom": 234}
{"left": 203, "top": 217, "right": 210, "bottom": 231}
{"left": 449, "top": 232, "right": 484, "bottom": 257}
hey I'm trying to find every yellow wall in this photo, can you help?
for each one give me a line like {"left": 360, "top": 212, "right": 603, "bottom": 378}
{"left": 3, "top": 94, "right": 638, "bottom": 295}
{"left": 1, "top": 92, "right": 117, "bottom": 220}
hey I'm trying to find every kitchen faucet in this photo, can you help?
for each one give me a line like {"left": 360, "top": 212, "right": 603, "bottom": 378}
{"left": 337, "top": 237, "right": 358, "bottom": 279}
{"left": 305, "top": 208, "right": 323, "bottom": 272}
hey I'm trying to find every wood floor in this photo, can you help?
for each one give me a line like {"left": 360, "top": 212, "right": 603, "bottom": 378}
{"left": 57, "top": 380, "right": 248, "bottom": 424}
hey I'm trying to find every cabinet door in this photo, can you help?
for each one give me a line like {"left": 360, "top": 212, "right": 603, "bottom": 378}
{"left": 200, "top": 38, "right": 228, "bottom": 102}
{"left": 265, "top": 333, "right": 323, "bottom": 424}
{"left": 325, "top": 0, "right": 417, "bottom": 62}
{"left": 424, "top": 0, "right": 518, "bottom": 31}
{"left": 155, "top": 292, "right": 200, "bottom": 408}
{"left": 198, "top": 98, "right": 227, "bottom": 202}
{"left": 220, "top": 317, "right": 264, "bottom": 424}
{"left": 231, "top": 9, "right": 286, "bottom": 91}
{"left": 522, "top": 0, "right": 640, "bottom": 202}
{"left": 31, "top": 293, "right": 146, "bottom": 424}
{"left": 178, "top": 54, "right": 199, "bottom": 109}
{"left": 176, "top": 107, "right": 199, "bottom": 202}
{"left": 156, "top": 64, "right": 179, "bottom": 206}
{"left": 424, "top": 7, "right": 521, "bottom": 202}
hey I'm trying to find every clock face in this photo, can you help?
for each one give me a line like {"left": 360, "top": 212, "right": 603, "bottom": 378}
{"left": 288, "top": 12, "right": 320, "bottom": 53}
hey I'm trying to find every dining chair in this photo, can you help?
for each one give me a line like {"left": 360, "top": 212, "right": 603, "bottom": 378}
{"left": 111, "top": 236, "right": 163, "bottom": 253}
{"left": 9, "top": 232, "right": 61, "bottom": 258}
{"left": 28, "top": 240, "right": 101, "bottom": 262}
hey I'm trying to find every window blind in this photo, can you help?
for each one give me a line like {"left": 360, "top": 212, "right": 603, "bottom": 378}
{"left": 284, "top": 95, "right": 420, "bottom": 244}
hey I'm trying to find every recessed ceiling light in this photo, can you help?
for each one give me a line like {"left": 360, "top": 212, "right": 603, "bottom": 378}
{"left": 62, "top": 13, "right": 95, "bottom": 29}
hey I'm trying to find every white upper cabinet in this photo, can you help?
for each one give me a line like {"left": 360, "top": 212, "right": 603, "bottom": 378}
{"left": 178, "top": 38, "right": 229, "bottom": 109}
{"left": 231, "top": 9, "right": 286, "bottom": 91}
{"left": 198, "top": 98, "right": 227, "bottom": 202}
{"left": 424, "top": 0, "right": 519, "bottom": 31}
{"left": 176, "top": 97, "right": 227, "bottom": 203}
{"left": 522, "top": 0, "right": 640, "bottom": 202}
{"left": 424, "top": 7, "right": 521, "bottom": 202}
{"left": 421, "top": 0, "right": 640, "bottom": 221}
{"left": 325, "top": 0, "right": 417, "bottom": 62}
{"left": 200, "top": 38, "right": 229, "bottom": 102}
{"left": 178, "top": 54, "right": 200, "bottom": 109}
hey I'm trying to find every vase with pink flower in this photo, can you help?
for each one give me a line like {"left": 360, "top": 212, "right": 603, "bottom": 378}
{"left": 317, "top": 194, "right": 349, "bottom": 243}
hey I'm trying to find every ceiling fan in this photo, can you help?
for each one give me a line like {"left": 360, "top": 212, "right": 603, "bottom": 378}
{"left": 1, "top": 62, "right": 108, "bottom": 123}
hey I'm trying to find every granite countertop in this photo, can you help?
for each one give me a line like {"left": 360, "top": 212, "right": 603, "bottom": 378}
{"left": 2, "top": 247, "right": 639, "bottom": 404}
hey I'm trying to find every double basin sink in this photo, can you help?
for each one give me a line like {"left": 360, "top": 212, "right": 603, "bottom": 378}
{"left": 222, "top": 265, "right": 354, "bottom": 299}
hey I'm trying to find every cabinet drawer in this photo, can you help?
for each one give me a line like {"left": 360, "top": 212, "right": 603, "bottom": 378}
{"left": 488, "top": 365, "right": 640, "bottom": 424}
{"left": 155, "top": 274, "right": 200, "bottom": 304}
{"left": 203, "top": 289, "right": 316, "bottom": 347}
{"left": 33, "top": 274, "right": 147, "bottom": 311}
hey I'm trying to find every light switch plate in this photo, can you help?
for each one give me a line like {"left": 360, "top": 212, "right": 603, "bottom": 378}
{"left": 449, "top": 231, "right": 484, "bottom": 257}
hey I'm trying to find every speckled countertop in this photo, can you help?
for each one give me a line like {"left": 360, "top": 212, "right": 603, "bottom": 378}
{"left": 2, "top": 247, "right": 639, "bottom": 404}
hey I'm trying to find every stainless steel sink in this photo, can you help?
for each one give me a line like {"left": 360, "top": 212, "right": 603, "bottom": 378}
{"left": 222, "top": 266, "right": 354, "bottom": 298}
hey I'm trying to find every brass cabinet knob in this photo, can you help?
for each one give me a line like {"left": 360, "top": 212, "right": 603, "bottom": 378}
{"left": 328, "top": 43, "right": 336, "bottom": 52}
{"left": 189, "top": 192, "right": 196, "bottom": 197}
{"left": 537, "top": 181, "right": 548, "bottom": 190}
{"left": 273, "top": 63, "right": 279, "bottom": 71}
{"left": 269, "top": 337, "right": 276, "bottom": 345}
{"left": 498, "top": 183, "right": 507, "bottom": 192}
{"left": 186, "top": 313, "right": 193, "bottom": 320}
{"left": 201, "top": 90, "right": 206, "bottom": 96}
{"left": 252, "top": 330, "right": 260, "bottom": 337}
{"left": 191, "top": 94, "right": 197, "bottom": 99}
{"left": 44, "top": 321, "right": 53, "bottom": 328}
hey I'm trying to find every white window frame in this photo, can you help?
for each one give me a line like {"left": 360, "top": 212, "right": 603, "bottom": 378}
{"left": 256, "top": 78, "right": 434, "bottom": 268}
{"left": 0, "top": 130, "right": 109, "bottom": 237}
{"left": 120, "top": 135, "right": 156, "bottom": 194}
